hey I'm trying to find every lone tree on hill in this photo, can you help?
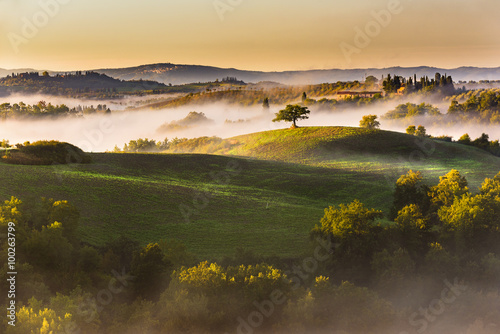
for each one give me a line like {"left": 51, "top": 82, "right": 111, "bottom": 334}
{"left": 359, "top": 115, "right": 380, "bottom": 129}
{"left": 273, "top": 104, "right": 310, "bottom": 128}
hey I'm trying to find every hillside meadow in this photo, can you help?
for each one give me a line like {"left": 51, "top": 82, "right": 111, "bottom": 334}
{"left": 1, "top": 127, "right": 498, "bottom": 259}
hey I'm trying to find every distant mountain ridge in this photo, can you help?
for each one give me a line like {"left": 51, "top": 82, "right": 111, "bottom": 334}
{"left": 2, "top": 63, "right": 500, "bottom": 85}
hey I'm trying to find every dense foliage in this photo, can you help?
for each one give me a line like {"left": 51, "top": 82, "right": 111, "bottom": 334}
{"left": 384, "top": 102, "right": 441, "bottom": 119}
{"left": 0, "top": 101, "right": 110, "bottom": 119}
{"left": 383, "top": 72, "right": 455, "bottom": 95}
{"left": 156, "top": 111, "right": 214, "bottom": 133}
{"left": 448, "top": 90, "right": 500, "bottom": 124}
{"left": 0, "top": 72, "right": 165, "bottom": 98}
{"left": 2, "top": 168, "right": 500, "bottom": 333}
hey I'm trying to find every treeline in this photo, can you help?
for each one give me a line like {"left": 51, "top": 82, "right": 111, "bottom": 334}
{"left": 0, "top": 101, "right": 111, "bottom": 119}
{"left": 456, "top": 133, "right": 500, "bottom": 156}
{"left": 2, "top": 169, "right": 500, "bottom": 333}
{"left": 114, "top": 136, "right": 225, "bottom": 154}
{"left": 151, "top": 86, "right": 385, "bottom": 110}
{"left": 141, "top": 80, "right": 387, "bottom": 110}
{"left": 0, "top": 71, "right": 165, "bottom": 99}
{"left": 446, "top": 88, "right": 500, "bottom": 103}
{"left": 383, "top": 72, "right": 455, "bottom": 95}
{"left": 449, "top": 90, "right": 500, "bottom": 124}
{"left": 383, "top": 102, "right": 441, "bottom": 119}
{"left": 403, "top": 122, "right": 500, "bottom": 157}
{"left": 385, "top": 91, "right": 500, "bottom": 125}
{"left": 308, "top": 169, "right": 500, "bottom": 333}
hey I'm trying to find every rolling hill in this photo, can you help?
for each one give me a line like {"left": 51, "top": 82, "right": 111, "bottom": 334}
{"left": 3, "top": 64, "right": 500, "bottom": 85}
{"left": 0, "top": 71, "right": 166, "bottom": 96}
{"left": 1, "top": 127, "right": 498, "bottom": 259}
{"left": 169, "top": 127, "right": 500, "bottom": 186}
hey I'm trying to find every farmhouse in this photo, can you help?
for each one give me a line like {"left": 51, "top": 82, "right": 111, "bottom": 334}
{"left": 336, "top": 91, "right": 383, "bottom": 99}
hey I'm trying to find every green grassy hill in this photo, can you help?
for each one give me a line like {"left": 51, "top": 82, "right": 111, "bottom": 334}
{"left": 178, "top": 127, "right": 500, "bottom": 187}
{"left": 1, "top": 127, "right": 498, "bottom": 258}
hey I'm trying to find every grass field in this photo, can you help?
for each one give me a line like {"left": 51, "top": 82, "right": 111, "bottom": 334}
{"left": 1, "top": 126, "right": 499, "bottom": 259}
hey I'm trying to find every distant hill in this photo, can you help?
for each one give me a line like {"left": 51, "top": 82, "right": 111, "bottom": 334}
{"left": 0, "top": 71, "right": 166, "bottom": 97}
{"left": 90, "top": 64, "right": 500, "bottom": 85}
{"left": 2, "top": 64, "right": 500, "bottom": 85}
{"left": 0, "top": 68, "right": 40, "bottom": 79}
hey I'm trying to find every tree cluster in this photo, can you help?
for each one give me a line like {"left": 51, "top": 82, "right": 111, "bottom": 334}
{"left": 115, "top": 136, "right": 225, "bottom": 154}
{"left": 2, "top": 166, "right": 500, "bottom": 333}
{"left": 0, "top": 72, "right": 165, "bottom": 99}
{"left": 384, "top": 102, "right": 441, "bottom": 120}
{"left": 383, "top": 72, "right": 455, "bottom": 95}
{"left": 0, "top": 101, "right": 111, "bottom": 119}
{"left": 449, "top": 90, "right": 500, "bottom": 124}
{"left": 457, "top": 133, "right": 500, "bottom": 156}
{"left": 156, "top": 111, "right": 214, "bottom": 133}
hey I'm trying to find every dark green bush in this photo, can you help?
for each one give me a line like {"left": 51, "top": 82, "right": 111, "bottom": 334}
{"left": 2, "top": 140, "right": 91, "bottom": 165}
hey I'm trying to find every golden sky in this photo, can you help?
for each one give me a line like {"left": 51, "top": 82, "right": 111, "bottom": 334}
{"left": 1, "top": 0, "right": 499, "bottom": 71}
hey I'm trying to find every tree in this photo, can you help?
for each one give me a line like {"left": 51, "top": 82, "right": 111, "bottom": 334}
{"left": 301, "top": 92, "right": 307, "bottom": 102}
{"left": 22, "top": 222, "right": 74, "bottom": 274}
{"left": 473, "top": 133, "right": 490, "bottom": 150}
{"left": 371, "top": 248, "right": 416, "bottom": 294}
{"left": 9, "top": 303, "right": 74, "bottom": 334}
{"left": 262, "top": 97, "right": 270, "bottom": 109}
{"left": 131, "top": 243, "right": 171, "bottom": 300}
{"left": 272, "top": 104, "right": 310, "bottom": 128}
{"left": 395, "top": 204, "right": 426, "bottom": 230}
{"left": 393, "top": 204, "right": 429, "bottom": 256}
{"left": 44, "top": 198, "right": 80, "bottom": 244}
{"left": 0, "top": 139, "right": 10, "bottom": 148}
{"left": 365, "top": 75, "right": 378, "bottom": 86}
{"left": 429, "top": 169, "right": 469, "bottom": 208}
{"left": 312, "top": 200, "right": 383, "bottom": 277}
{"left": 389, "top": 170, "right": 430, "bottom": 220}
{"left": 438, "top": 175, "right": 500, "bottom": 254}
{"left": 102, "top": 235, "right": 140, "bottom": 272}
{"left": 406, "top": 125, "right": 416, "bottom": 135}
{"left": 125, "top": 138, "right": 158, "bottom": 152}
{"left": 359, "top": 115, "right": 380, "bottom": 129}
{"left": 458, "top": 133, "right": 471, "bottom": 145}
{"left": 415, "top": 125, "right": 427, "bottom": 137}
{"left": 313, "top": 200, "right": 383, "bottom": 243}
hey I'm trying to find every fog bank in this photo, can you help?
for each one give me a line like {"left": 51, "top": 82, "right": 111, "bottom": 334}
{"left": 1, "top": 99, "right": 498, "bottom": 152}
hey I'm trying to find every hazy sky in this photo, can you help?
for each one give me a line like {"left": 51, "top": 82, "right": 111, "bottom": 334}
{"left": 1, "top": 0, "right": 499, "bottom": 71}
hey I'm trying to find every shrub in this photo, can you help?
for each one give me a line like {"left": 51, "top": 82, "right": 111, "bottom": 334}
{"left": 2, "top": 141, "right": 91, "bottom": 165}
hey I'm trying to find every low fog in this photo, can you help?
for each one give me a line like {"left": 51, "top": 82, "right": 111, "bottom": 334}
{"left": 1, "top": 92, "right": 183, "bottom": 111}
{"left": 1, "top": 95, "right": 499, "bottom": 152}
